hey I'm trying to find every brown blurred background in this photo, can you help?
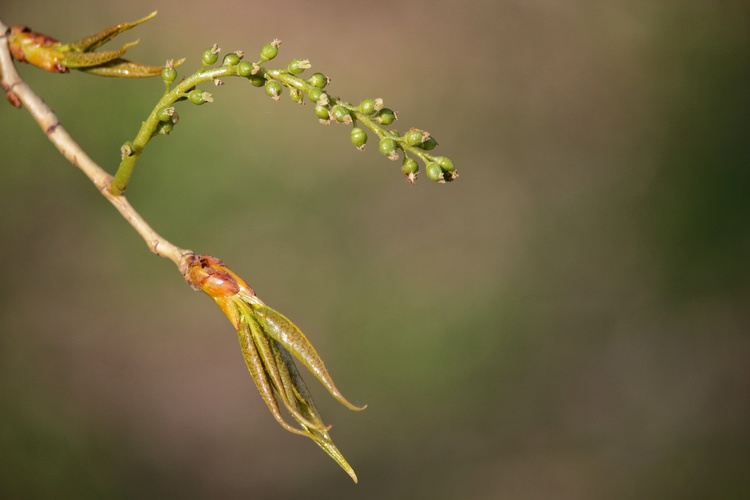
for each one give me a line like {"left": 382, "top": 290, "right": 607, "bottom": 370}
{"left": 1, "top": 1, "right": 748, "bottom": 498}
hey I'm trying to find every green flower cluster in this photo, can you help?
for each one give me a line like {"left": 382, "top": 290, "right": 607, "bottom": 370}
{"left": 165, "top": 39, "right": 458, "bottom": 185}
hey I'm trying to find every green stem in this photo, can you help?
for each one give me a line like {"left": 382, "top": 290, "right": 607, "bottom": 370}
{"left": 108, "top": 65, "right": 238, "bottom": 195}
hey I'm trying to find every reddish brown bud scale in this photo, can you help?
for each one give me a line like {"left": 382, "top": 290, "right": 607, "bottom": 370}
{"left": 185, "top": 255, "right": 256, "bottom": 299}
{"left": 9, "top": 26, "right": 68, "bottom": 73}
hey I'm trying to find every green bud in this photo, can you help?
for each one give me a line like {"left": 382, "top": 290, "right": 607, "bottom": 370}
{"left": 359, "top": 99, "right": 378, "bottom": 115}
{"left": 379, "top": 137, "right": 399, "bottom": 159}
{"left": 202, "top": 45, "right": 220, "bottom": 66}
{"left": 157, "top": 106, "right": 175, "bottom": 122}
{"left": 260, "top": 40, "right": 280, "bottom": 62}
{"left": 331, "top": 105, "right": 351, "bottom": 123}
{"left": 402, "top": 157, "right": 419, "bottom": 184}
{"left": 405, "top": 129, "right": 427, "bottom": 147}
{"left": 288, "top": 59, "right": 310, "bottom": 74}
{"left": 418, "top": 136, "right": 437, "bottom": 150}
{"left": 425, "top": 162, "right": 444, "bottom": 182}
{"left": 314, "top": 104, "right": 330, "bottom": 120}
{"left": 265, "top": 80, "right": 282, "bottom": 100}
{"left": 154, "top": 120, "right": 174, "bottom": 136}
{"left": 161, "top": 66, "right": 176, "bottom": 83}
{"left": 237, "top": 61, "right": 254, "bottom": 77}
{"left": 308, "top": 87, "right": 324, "bottom": 103}
{"left": 376, "top": 108, "right": 396, "bottom": 125}
{"left": 350, "top": 127, "right": 367, "bottom": 149}
{"left": 223, "top": 52, "right": 241, "bottom": 66}
{"left": 435, "top": 156, "right": 455, "bottom": 172}
{"left": 401, "top": 157, "right": 418, "bottom": 175}
{"left": 189, "top": 89, "right": 212, "bottom": 105}
{"left": 307, "top": 72, "right": 329, "bottom": 89}
{"left": 249, "top": 75, "right": 266, "bottom": 87}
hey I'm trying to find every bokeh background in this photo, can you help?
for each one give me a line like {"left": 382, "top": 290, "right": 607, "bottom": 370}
{"left": 1, "top": 1, "right": 748, "bottom": 498}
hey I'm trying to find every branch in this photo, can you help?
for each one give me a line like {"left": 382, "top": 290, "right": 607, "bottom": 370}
{"left": 0, "top": 18, "right": 193, "bottom": 273}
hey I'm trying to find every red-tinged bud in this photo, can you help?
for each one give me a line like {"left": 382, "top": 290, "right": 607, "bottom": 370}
{"left": 9, "top": 26, "right": 68, "bottom": 73}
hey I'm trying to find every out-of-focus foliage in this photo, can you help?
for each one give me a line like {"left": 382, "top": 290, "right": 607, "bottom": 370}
{"left": 0, "top": 1, "right": 748, "bottom": 498}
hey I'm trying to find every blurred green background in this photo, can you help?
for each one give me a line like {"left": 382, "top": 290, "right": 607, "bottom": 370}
{"left": 1, "top": 1, "right": 748, "bottom": 498}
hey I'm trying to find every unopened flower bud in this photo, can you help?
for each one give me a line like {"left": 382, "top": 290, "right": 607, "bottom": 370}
{"left": 307, "top": 72, "right": 329, "bottom": 89}
{"left": 425, "top": 162, "right": 444, "bottom": 182}
{"left": 265, "top": 80, "right": 283, "bottom": 100}
{"left": 350, "top": 127, "right": 367, "bottom": 149}
{"left": 260, "top": 39, "right": 281, "bottom": 62}
{"left": 379, "top": 137, "right": 399, "bottom": 160}
{"left": 376, "top": 108, "right": 396, "bottom": 125}
{"left": 202, "top": 45, "right": 220, "bottom": 66}
{"left": 331, "top": 105, "right": 351, "bottom": 124}
{"left": 288, "top": 59, "right": 311, "bottom": 74}
{"left": 189, "top": 89, "right": 213, "bottom": 105}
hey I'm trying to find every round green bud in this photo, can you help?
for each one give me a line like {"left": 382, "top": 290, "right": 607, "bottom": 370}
{"left": 161, "top": 66, "right": 176, "bottom": 83}
{"left": 157, "top": 106, "right": 174, "bottom": 122}
{"left": 265, "top": 80, "right": 282, "bottom": 99}
{"left": 330, "top": 105, "right": 351, "bottom": 123}
{"left": 435, "top": 156, "right": 455, "bottom": 172}
{"left": 425, "top": 162, "right": 444, "bottom": 182}
{"left": 314, "top": 104, "right": 330, "bottom": 120}
{"left": 378, "top": 137, "right": 398, "bottom": 157}
{"left": 237, "top": 61, "right": 254, "bottom": 77}
{"left": 287, "top": 59, "right": 309, "bottom": 74}
{"left": 260, "top": 42, "right": 279, "bottom": 62}
{"left": 401, "top": 157, "right": 419, "bottom": 175}
{"left": 350, "top": 127, "right": 368, "bottom": 149}
{"left": 359, "top": 99, "right": 378, "bottom": 115}
{"left": 155, "top": 120, "right": 174, "bottom": 136}
{"left": 405, "top": 129, "right": 426, "bottom": 147}
{"left": 377, "top": 108, "right": 396, "bottom": 125}
{"left": 307, "top": 72, "right": 329, "bottom": 89}
{"left": 308, "top": 87, "right": 324, "bottom": 103}
{"left": 419, "top": 136, "right": 437, "bottom": 150}
{"left": 249, "top": 75, "right": 266, "bottom": 87}
{"left": 223, "top": 53, "right": 241, "bottom": 66}
{"left": 189, "top": 89, "right": 208, "bottom": 105}
{"left": 202, "top": 47, "right": 219, "bottom": 66}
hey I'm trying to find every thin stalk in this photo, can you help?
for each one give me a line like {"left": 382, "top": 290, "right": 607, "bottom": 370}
{"left": 0, "top": 19, "right": 193, "bottom": 273}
